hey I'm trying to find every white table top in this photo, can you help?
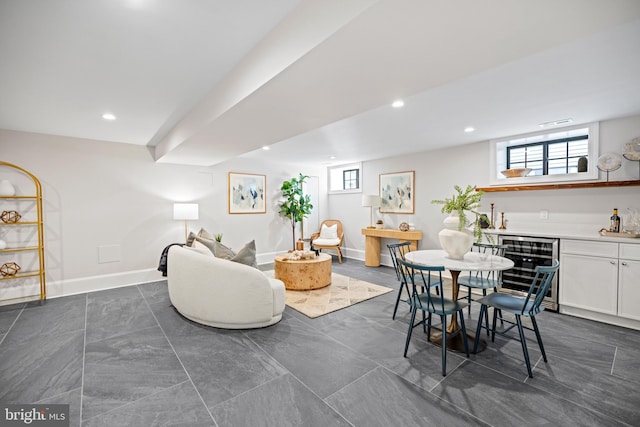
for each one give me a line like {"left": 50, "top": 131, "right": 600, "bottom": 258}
{"left": 404, "top": 249, "right": 514, "bottom": 272}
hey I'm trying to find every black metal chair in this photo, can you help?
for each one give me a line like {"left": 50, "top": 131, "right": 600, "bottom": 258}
{"left": 399, "top": 258, "right": 468, "bottom": 376}
{"left": 387, "top": 242, "right": 412, "bottom": 319}
{"left": 473, "top": 261, "right": 560, "bottom": 378}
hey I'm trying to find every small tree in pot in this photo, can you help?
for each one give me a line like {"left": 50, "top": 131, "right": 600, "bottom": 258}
{"left": 279, "top": 173, "right": 313, "bottom": 250}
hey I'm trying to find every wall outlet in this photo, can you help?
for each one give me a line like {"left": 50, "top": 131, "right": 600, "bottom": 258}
{"left": 539, "top": 210, "right": 549, "bottom": 220}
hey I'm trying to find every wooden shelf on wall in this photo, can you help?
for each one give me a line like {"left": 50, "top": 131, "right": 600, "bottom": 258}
{"left": 477, "top": 180, "right": 640, "bottom": 192}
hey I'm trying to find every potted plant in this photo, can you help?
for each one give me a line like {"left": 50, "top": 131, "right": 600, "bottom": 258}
{"left": 431, "top": 185, "right": 485, "bottom": 259}
{"left": 279, "top": 173, "right": 313, "bottom": 250}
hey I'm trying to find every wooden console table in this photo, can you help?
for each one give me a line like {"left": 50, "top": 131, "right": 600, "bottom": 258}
{"left": 361, "top": 228, "right": 422, "bottom": 267}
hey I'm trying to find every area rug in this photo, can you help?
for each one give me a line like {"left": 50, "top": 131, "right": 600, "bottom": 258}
{"left": 264, "top": 271, "right": 393, "bottom": 318}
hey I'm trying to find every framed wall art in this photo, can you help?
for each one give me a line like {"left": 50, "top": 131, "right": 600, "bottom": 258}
{"left": 228, "top": 172, "right": 266, "bottom": 214}
{"left": 379, "top": 171, "right": 414, "bottom": 214}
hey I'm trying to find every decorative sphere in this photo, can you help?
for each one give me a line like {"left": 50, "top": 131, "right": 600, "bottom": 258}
{"left": 1, "top": 210, "right": 21, "bottom": 223}
{"left": 0, "top": 262, "right": 21, "bottom": 277}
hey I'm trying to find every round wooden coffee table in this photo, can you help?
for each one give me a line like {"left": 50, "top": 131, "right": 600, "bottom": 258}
{"left": 274, "top": 253, "right": 332, "bottom": 290}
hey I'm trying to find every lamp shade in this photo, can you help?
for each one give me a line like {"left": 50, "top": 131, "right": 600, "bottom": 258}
{"left": 362, "top": 195, "right": 381, "bottom": 207}
{"left": 173, "top": 203, "right": 199, "bottom": 220}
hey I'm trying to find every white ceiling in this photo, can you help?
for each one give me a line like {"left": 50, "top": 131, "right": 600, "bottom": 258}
{"left": 2, "top": 0, "right": 640, "bottom": 167}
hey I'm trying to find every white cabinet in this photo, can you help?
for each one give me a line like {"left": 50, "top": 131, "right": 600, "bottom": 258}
{"left": 559, "top": 240, "right": 618, "bottom": 315}
{"left": 618, "top": 244, "right": 640, "bottom": 321}
{"left": 560, "top": 240, "right": 640, "bottom": 325}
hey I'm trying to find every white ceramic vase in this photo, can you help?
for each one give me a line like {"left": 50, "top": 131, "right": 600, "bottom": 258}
{"left": 438, "top": 212, "right": 474, "bottom": 260}
{"left": 0, "top": 179, "right": 15, "bottom": 196}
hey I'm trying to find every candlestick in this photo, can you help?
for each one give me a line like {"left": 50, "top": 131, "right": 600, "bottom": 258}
{"left": 489, "top": 203, "right": 495, "bottom": 229}
{"left": 499, "top": 212, "right": 507, "bottom": 230}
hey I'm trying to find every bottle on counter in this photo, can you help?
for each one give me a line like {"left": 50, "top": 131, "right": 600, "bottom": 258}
{"left": 610, "top": 208, "right": 621, "bottom": 233}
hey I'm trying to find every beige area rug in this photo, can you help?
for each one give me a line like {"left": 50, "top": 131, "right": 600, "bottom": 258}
{"left": 265, "top": 271, "right": 393, "bottom": 318}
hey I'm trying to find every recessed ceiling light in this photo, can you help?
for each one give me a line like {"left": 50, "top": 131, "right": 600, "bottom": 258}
{"left": 262, "top": 146, "right": 270, "bottom": 150}
{"left": 329, "top": 155, "right": 336, "bottom": 160}
{"left": 391, "top": 100, "right": 404, "bottom": 108}
{"left": 464, "top": 126, "right": 475, "bottom": 133}
{"left": 102, "top": 113, "right": 116, "bottom": 121}
{"left": 538, "top": 118, "right": 573, "bottom": 127}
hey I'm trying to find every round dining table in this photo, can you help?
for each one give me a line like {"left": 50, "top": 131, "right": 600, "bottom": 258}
{"left": 404, "top": 249, "right": 514, "bottom": 352}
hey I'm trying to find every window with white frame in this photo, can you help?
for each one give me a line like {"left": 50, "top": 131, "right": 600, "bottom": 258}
{"left": 328, "top": 162, "right": 362, "bottom": 194}
{"left": 490, "top": 123, "right": 599, "bottom": 185}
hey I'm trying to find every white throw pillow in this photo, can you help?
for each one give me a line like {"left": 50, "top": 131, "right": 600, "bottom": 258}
{"left": 319, "top": 223, "right": 338, "bottom": 240}
{"left": 186, "top": 240, "right": 213, "bottom": 256}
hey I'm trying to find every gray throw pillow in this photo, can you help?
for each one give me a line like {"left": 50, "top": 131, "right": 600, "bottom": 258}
{"left": 230, "top": 240, "right": 257, "bottom": 268}
{"left": 212, "top": 241, "right": 236, "bottom": 260}
{"left": 197, "top": 227, "right": 215, "bottom": 240}
{"left": 186, "top": 231, "right": 197, "bottom": 247}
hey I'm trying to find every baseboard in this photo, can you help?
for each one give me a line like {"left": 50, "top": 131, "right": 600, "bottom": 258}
{"left": 1, "top": 247, "right": 453, "bottom": 306}
{"left": 46, "top": 268, "right": 165, "bottom": 300}
{"left": 560, "top": 305, "right": 640, "bottom": 331}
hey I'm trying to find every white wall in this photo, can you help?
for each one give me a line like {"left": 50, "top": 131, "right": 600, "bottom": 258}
{"left": 0, "top": 129, "right": 325, "bottom": 301}
{"left": 329, "top": 114, "right": 640, "bottom": 264}
{"left": 1, "top": 113, "right": 638, "bottom": 301}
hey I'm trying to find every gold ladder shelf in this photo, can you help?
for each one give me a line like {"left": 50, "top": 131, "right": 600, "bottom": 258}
{"left": 0, "top": 161, "right": 46, "bottom": 302}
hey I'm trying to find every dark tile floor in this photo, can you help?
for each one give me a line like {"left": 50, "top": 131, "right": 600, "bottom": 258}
{"left": 1, "top": 259, "right": 639, "bottom": 426}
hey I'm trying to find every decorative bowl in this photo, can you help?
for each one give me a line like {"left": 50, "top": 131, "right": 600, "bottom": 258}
{"left": 500, "top": 168, "right": 532, "bottom": 178}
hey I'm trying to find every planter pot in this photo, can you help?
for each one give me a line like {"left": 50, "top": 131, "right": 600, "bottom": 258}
{"left": 438, "top": 213, "right": 474, "bottom": 260}
{"left": 0, "top": 180, "right": 15, "bottom": 196}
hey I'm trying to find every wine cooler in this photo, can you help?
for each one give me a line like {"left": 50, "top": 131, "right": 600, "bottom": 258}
{"left": 498, "top": 235, "right": 560, "bottom": 310}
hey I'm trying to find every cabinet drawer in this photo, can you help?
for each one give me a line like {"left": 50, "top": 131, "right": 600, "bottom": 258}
{"left": 561, "top": 239, "right": 618, "bottom": 257}
{"left": 620, "top": 243, "right": 640, "bottom": 261}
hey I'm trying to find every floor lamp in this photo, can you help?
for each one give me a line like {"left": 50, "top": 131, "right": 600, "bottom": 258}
{"left": 362, "top": 195, "right": 381, "bottom": 228}
{"left": 173, "top": 203, "right": 199, "bottom": 243}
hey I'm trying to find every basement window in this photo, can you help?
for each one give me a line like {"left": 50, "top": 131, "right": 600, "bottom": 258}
{"left": 490, "top": 122, "right": 599, "bottom": 185}
{"left": 329, "top": 162, "right": 362, "bottom": 194}
{"left": 343, "top": 168, "right": 359, "bottom": 190}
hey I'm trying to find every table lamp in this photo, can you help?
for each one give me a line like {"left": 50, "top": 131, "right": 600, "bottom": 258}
{"left": 362, "top": 195, "right": 381, "bottom": 228}
{"left": 173, "top": 203, "right": 199, "bottom": 242}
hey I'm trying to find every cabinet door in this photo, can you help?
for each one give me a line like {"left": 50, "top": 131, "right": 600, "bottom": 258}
{"left": 559, "top": 253, "right": 618, "bottom": 315}
{"left": 619, "top": 259, "right": 640, "bottom": 321}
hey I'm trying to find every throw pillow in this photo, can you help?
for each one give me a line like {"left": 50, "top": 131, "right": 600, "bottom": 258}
{"left": 185, "top": 241, "right": 213, "bottom": 256}
{"left": 197, "top": 227, "right": 215, "bottom": 240}
{"left": 230, "top": 240, "right": 258, "bottom": 268}
{"left": 212, "top": 241, "right": 236, "bottom": 260}
{"left": 194, "top": 236, "right": 222, "bottom": 257}
{"left": 186, "top": 231, "right": 197, "bottom": 247}
{"left": 319, "top": 223, "right": 338, "bottom": 239}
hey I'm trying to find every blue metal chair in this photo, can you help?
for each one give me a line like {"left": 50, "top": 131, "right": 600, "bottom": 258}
{"left": 473, "top": 261, "right": 560, "bottom": 378}
{"left": 387, "top": 242, "right": 412, "bottom": 319}
{"left": 458, "top": 242, "right": 509, "bottom": 332}
{"left": 399, "top": 259, "right": 468, "bottom": 376}
{"left": 458, "top": 242, "right": 509, "bottom": 312}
